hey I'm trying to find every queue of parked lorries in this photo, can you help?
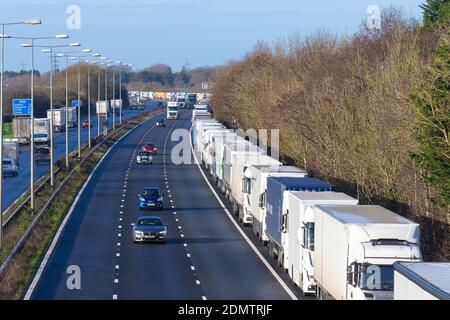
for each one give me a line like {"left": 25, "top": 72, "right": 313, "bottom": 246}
{"left": 191, "top": 113, "right": 449, "bottom": 300}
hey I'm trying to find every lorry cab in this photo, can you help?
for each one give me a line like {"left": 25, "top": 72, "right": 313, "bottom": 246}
{"left": 167, "top": 102, "right": 179, "bottom": 119}
{"left": 314, "top": 205, "right": 422, "bottom": 300}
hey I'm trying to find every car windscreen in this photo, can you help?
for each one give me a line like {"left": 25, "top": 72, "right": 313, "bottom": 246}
{"left": 142, "top": 189, "right": 160, "bottom": 197}
{"left": 137, "top": 218, "right": 163, "bottom": 226}
{"left": 139, "top": 152, "right": 151, "bottom": 156}
{"left": 3, "top": 160, "right": 12, "bottom": 165}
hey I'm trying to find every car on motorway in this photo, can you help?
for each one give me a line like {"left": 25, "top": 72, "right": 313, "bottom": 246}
{"left": 82, "top": 120, "right": 92, "bottom": 128}
{"left": 141, "top": 143, "right": 158, "bottom": 155}
{"left": 2, "top": 158, "right": 18, "bottom": 177}
{"left": 139, "top": 187, "right": 164, "bottom": 210}
{"left": 136, "top": 151, "right": 153, "bottom": 165}
{"left": 132, "top": 216, "right": 167, "bottom": 243}
{"left": 156, "top": 119, "right": 166, "bottom": 127}
{"left": 35, "top": 147, "right": 51, "bottom": 164}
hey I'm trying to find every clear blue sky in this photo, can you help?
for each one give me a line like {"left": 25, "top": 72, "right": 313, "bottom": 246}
{"left": 0, "top": 0, "right": 424, "bottom": 72}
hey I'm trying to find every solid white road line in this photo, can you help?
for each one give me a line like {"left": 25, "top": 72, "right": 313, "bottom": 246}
{"left": 189, "top": 127, "right": 298, "bottom": 301}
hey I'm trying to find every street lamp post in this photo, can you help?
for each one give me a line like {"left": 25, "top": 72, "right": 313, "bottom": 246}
{"left": 84, "top": 55, "right": 101, "bottom": 149}
{"left": 40, "top": 43, "right": 80, "bottom": 186}
{"left": 21, "top": 33, "right": 69, "bottom": 213}
{"left": 69, "top": 49, "right": 92, "bottom": 159}
{"left": 0, "top": 19, "right": 41, "bottom": 248}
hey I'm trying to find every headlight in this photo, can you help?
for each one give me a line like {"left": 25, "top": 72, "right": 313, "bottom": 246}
{"left": 159, "top": 230, "right": 167, "bottom": 235}
{"left": 139, "top": 197, "right": 145, "bottom": 201}
{"left": 134, "top": 231, "right": 143, "bottom": 236}
{"left": 157, "top": 197, "right": 163, "bottom": 202}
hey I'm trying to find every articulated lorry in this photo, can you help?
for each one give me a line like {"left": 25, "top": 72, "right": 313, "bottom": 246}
{"left": 314, "top": 205, "right": 422, "bottom": 300}
{"left": 47, "top": 109, "right": 66, "bottom": 132}
{"left": 167, "top": 102, "right": 179, "bottom": 120}
{"left": 13, "top": 117, "right": 31, "bottom": 144}
{"left": 286, "top": 191, "right": 358, "bottom": 295}
{"left": 33, "top": 118, "right": 51, "bottom": 144}
{"left": 265, "top": 177, "right": 332, "bottom": 269}
{"left": 394, "top": 262, "right": 450, "bottom": 300}
{"left": 243, "top": 165, "right": 307, "bottom": 243}
{"left": 232, "top": 155, "right": 282, "bottom": 224}
{"left": 222, "top": 143, "right": 263, "bottom": 202}
{"left": 65, "top": 107, "right": 78, "bottom": 128}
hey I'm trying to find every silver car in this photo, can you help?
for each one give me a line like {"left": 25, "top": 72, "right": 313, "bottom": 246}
{"left": 136, "top": 151, "right": 153, "bottom": 165}
{"left": 132, "top": 216, "right": 167, "bottom": 243}
{"left": 3, "top": 158, "right": 18, "bottom": 177}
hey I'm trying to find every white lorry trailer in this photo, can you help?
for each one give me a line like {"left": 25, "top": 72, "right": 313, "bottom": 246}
{"left": 213, "top": 136, "right": 248, "bottom": 189}
{"left": 33, "top": 118, "right": 51, "bottom": 144}
{"left": 204, "top": 130, "right": 238, "bottom": 176}
{"left": 96, "top": 101, "right": 109, "bottom": 116}
{"left": 232, "top": 154, "right": 282, "bottom": 224}
{"left": 286, "top": 191, "right": 358, "bottom": 295}
{"left": 47, "top": 109, "right": 66, "bottom": 132}
{"left": 65, "top": 107, "right": 78, "bottom": 128}
{"left": 12, "top": 117, "right": 31, "bottom": 144}
{"left": 222, "top": 143, "right": 263, "bottom": 203}
{"left": 192, "top": 119, "right": 220, "bottom": 149}
{"left": 200, "top": 128, "right": 231, "bottom": 168}
{"left": 314, "top": 205, "right": 422, "bottom": 300}
{"left": 243, "top": 165, "right": 307, "bottom": 243}
{"left": 393, "top": 262, "right": 450, "bottom": 300}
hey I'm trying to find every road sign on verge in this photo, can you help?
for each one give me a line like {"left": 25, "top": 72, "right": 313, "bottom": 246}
{"left": 12, "top": 99, "right": 32, "bottom": 116}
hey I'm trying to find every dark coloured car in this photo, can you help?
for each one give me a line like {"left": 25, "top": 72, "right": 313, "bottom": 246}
{"left": 138, "top": 187, "right": 164, "bottom": 210}
{"left": 35, "top": 147, "right": 51, "bottom": 164}
{"left": 156, "top": 119, "right": 166, "bottom": 127}
{"left": 132, "top": 216, "right": 167, "bottom": 243}
{"left": 141, "top": 143, "right": 157, "bottom": 155}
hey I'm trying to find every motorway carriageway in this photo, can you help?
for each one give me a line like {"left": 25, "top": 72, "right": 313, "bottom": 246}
{"left": 26, "top": 109, "right": 302, "bottom": 300}
{"left": 2, "top": 102, "right": 158, "bottom": 211}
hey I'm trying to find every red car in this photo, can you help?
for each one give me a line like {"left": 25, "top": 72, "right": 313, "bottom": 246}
{"left": 82, "top": 120, "right": 92, "bottom": 128}
{"left": 141, "top": 143, "right": 157, "bottom": 155}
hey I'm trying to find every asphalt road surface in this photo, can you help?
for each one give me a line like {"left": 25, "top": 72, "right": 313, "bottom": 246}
{"left": 28, "top": 109, "right": 296, "bottom": 300}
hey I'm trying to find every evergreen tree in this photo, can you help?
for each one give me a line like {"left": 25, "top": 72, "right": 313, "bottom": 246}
{"left": 410, "top": 30, "right": 450, "bottom": 206}
{"left": 421, "top": 0, "right": 450, "bottom": 29}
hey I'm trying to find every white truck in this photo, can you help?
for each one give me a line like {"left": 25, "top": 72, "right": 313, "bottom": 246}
{"left": 65, "top": 107, "right": 78, "bottom": 128}
{"left": 314, "top": 205, "right": 422, "bottom": 300}
{"left": 232, "top": 154, "right": 282, "bottom": 224}
{"left": 203, "top": 130, "right": 237, "bottom": 176}
{"left": 286, "top": 191, "right": 358, "bottom": 295}
{"left": 167, "top": 101, "right": 179, "bottom": 120}
{"left": 394, "top": 262, "right": 450, "bottom": 300}
{"left": 222, "top": 143, "right": 264, "bottom": 209}
{"left": 110, "top": 99, "right": 123, "bottom": 116}
{"left": 192, "top": 119, "right": 221, "bottom": 149}
{"left": 176, "top": 96, "right": 186, "bottom": 109}
{"left": 195, "top": 123, "right": 225, "bottom": 156}
{"left": 33, "top": 118, "right": 51, "bottom": 144}
{"left": 200, "top": 128, "right": 231, "bottom": 168}
{"left": 213, "top": 135, "right": 248, "bottom": 189}
{"left": 12, "top": 117, "right": 31, "bottom": 144}
{"left": 96, "top": 101, "right": 110, "bottom": 116}
{"left": 47, "top": 109, "right": 66, "bottom": 132}
{"left": 243, "top": 165, "right": 307, "bottom": 243}
{"left": 3, "top": 140, "right": 19, "bottom": 166}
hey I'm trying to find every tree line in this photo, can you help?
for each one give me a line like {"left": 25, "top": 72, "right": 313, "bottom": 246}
{"left": 210, "top": 4, "right": 450, "bottom": 261}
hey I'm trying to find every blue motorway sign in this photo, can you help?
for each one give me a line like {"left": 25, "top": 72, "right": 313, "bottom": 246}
{"left": 71, "top": 100, "right": 82, "bottom": 108}
{"left": 12, "top": 99, "right": 32, "bottom": 116}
